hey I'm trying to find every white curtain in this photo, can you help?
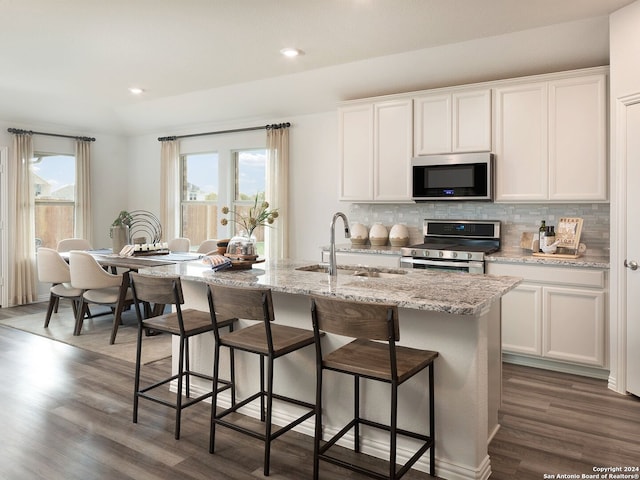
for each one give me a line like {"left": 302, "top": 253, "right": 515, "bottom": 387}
{"left": 160, "top": 139, "right": 180, "bottom": 241}
{"left": 8, "top": 133, "right": 37, "bottom": 305}
{"left": 75, "top": 140, "right": 92, "bottom": 244}
{"left": 266, "top": 125, "right": 289, "bottom": 260}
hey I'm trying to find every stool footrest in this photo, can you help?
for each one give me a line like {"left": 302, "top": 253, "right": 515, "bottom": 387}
{"left": 318, "top": 417, "right": 434, "bottom": 480}
{"left": 214, "top": 391, "right": 315, "bottom": 442}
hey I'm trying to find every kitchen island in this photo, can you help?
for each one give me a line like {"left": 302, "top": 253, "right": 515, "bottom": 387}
{"left": 139, "top": 259, "right": 520, "bottom": 480}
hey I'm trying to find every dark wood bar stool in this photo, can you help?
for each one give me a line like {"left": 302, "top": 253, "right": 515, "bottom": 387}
{"left": 129, "top": 273, "right": 236, "bottom": 439}
{"left": 206, "top": 283, "right": 316, "bottom": 476}
{"left": 310, "top": 295, "right": 439, "bottom": 480}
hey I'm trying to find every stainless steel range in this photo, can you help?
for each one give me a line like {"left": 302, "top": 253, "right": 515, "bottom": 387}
{"left": 400, "top": 219, "right": 501, "bottom": 274}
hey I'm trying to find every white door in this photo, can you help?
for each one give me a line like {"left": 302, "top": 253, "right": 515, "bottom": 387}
{"left": 625, "top": 99, "right": 640, "bottom": 396}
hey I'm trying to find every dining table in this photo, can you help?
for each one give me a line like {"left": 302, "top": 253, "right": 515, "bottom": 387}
{"left": 60, "top": 249, "right": 205, "bottom": 338}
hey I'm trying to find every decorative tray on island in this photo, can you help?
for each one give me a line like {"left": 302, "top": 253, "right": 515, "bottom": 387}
{"left": 223, "top": 253, "right": 265, "bottom": 270}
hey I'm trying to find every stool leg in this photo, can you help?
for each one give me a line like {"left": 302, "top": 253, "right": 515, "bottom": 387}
{"left": 175, "top": 335, "right": 185, "bottom": 440}
{"left": 429, "top": 363, "right": 435, "bottom": 477}
{"left": 390, "top": 381, "right": 398, "bottom": 479}
{"left": 263, "top": 355, "right": 275, "bottom": 476}
{"left": 354, "top": 375, "right": 360, "bottom": 453}
{"left": 228, "top": 324, "right": 236, "bottom": 407}
{"left": 185, "top": 337, "right": 190, "bottom": 398}
{"left": 259, "top": 355, "right": 266, "bottom": 422}
{"left": 209, "top": 341, "right": 222, "bottom": 453}
{"left": 313, "top": 366, "right": 323, "bottom": 480}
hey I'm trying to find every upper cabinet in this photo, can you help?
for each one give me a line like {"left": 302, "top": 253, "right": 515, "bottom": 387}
{"left": 494, "top": 70, "right": 608, "bottom": 202}
{"left": 339, "top": 98, "right": 413, "bottom": 202}
{"left": 339, "top": 66, "right": 608, "bottom": 204}
{"left": 413, "top": 88, "right": 491, "bottom": 155}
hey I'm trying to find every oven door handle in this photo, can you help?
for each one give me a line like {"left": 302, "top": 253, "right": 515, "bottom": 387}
{"left": 402, "top": 258, "right": 483, "bottom": 269}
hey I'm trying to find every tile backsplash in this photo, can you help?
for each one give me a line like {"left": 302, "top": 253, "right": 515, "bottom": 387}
{"left": 348, "top": 202, "right": 610, "bottom": 256}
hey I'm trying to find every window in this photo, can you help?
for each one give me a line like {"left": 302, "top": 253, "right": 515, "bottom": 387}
{"left": 179, "top": 149, "right": 268, "bottom": 252}
{"left": 31, "top": 153, "right": 75, "bottom": 249}
{"left": 180, "top": 152, "right": 219, "bottom": 246}
{"left": 232, "top": 149, "right": 267, "bottom": 253}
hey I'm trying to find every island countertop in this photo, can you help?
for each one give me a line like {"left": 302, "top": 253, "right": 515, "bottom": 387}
{"left": 139, "top": 258, "right": 521, "bottom": 316}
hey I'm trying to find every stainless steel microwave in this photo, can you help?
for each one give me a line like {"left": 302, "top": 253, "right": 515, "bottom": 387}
{"left": 411, "top": 152, "right": 494, "bottom": 201}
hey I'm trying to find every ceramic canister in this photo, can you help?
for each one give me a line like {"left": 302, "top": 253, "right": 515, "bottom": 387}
{"left": 350, "top": 223, "right": 368, "bottom": 245}
{"left": 389, "top": 223, "right": 409, "bottom": 247}
{"left": 369, "top": 223, "right": 388, "bottom": 246}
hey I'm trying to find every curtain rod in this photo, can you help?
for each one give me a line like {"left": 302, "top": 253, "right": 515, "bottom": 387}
{"left": 7, "top": 127, "right": 96, "bottom": 142}
{"left": 157, "top": 122, "right": 291, "bottom": 142}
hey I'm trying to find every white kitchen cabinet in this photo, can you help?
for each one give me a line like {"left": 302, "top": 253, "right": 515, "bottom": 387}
{"left": 321, "top": 250, "right": 401, "bottom": 268}
{"left": 494, "top": 69, "right": 608, "bottom": 202}
{"left": 339, "top": 98, "right": 413, "bottom": 202}
{"left": 487, "top": 262, "right": 607, "bottom": 370}
{"left": 548, "top": 74, "right": 607, "bottom": 201}
{"left": 413, "top": 88, "right": 491, "bottom": 155}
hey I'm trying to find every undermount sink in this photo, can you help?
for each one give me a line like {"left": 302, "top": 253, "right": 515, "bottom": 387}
{"left": 295, "top": 264, "right": 407, "bottom": 278}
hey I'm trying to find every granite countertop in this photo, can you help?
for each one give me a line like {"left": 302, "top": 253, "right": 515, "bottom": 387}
{"left": 485, "top": 249, "right": 610, "bottom": 269}
{"left": 139, "top": 258, "right": 521, "bottom": 316}
{"left": 325, "top": 244, "right": 610, "bottom": 269}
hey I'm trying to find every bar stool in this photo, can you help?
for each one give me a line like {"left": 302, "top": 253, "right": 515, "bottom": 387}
{"left": 206, "top": 283, "right": 316, "bottom": 476}
{"left": 129, "top": 272, "right": 236, "bottom": 440}
{"left": 310, "top": 295, "right": 438, "bottom": 480}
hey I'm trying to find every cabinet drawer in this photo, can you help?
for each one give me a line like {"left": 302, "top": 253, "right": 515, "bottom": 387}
{"left": 487, "top": 262, "right": 605, "bottom": 288}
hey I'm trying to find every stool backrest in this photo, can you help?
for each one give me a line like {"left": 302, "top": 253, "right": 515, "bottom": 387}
{"left": 310, "top": 295, "right": 399, "bottom": 341}
{"left": 207, "top": 283, "right": 274, "bottom": 323}
{"left": 129, "top": 272, "right": 184, "bottom": 306}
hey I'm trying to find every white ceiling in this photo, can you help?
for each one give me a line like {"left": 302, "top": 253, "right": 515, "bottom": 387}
{"left": 0, "top": 0, "right": 634, "bottom": 135}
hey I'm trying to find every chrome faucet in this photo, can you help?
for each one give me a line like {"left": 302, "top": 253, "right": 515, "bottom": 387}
{"left": 329, "top": 212, "right": 350, "bottom": 276}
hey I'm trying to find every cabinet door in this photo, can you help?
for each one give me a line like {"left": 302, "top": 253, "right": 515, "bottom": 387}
{"left": 374, "top": 99, "right": 413, "bottom": 201}
{"left": 339, "top": 104, "right": 374, "bottom": 201}
{"left": 413, "top": 94, "right": 451, "bottom": 155}
{"left": 453, "top": 89, "right": 491, "bottom": 152}
{"left": 542, "top": 286, "right": 605, "bottom": 366}
{"left": 494, "top": 83, "right": 548, "bottom": 201}
{"left": 548, "top": 74, "right": 607, "bottom": 201}
{"left": 501, "top": 285, "right": 543, "bottom": 356}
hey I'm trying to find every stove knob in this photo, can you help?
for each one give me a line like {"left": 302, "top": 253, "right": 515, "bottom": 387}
{"left": 424, "top": 250, "right": 430, "bottom": 257}
{"left": 411, "top": 250, "right": 417, "bottom": 256}
{"left": 451, "top": 252, "right": 457, "bottom": 258}
{"left": 439, "top": 251, "right": 444, "bottom": 258}
{"left": 467, "top": 253, "right": 473, "bottom": 259}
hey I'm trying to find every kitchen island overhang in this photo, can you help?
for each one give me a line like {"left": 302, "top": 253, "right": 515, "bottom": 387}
{"left": 139, "top": 259, "right": 521, "bottom": 480}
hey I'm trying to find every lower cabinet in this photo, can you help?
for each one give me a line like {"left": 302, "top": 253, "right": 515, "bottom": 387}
{"left": 487, "top": 262, "right": 607, "bottom": 369}
{"left": 321, "top": 250, "right": 401, "bottom": 268}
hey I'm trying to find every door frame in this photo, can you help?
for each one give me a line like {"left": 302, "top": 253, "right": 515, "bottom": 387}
{"left": 611, "top": 92, "right": 640, "bottom": 394}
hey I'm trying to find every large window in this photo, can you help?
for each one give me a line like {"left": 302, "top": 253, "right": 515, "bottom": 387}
{"left": 179, "top": 149, "right": 267, "bottom": 251}
{"left": 180, "top": 152, "right": 219, "bottom": 246}
{"left": 31, "top": 153, "right": 75, "bottom": 249}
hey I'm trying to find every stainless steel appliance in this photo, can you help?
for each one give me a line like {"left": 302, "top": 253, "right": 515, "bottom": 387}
{"left": 401, "top": 219, "right": 500, "bottom": 273}
{"left": 411, "top": 152, "right": 494, "bottom": 201}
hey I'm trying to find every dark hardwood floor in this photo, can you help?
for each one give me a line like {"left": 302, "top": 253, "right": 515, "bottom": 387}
{"left": 1, "top": 303, "right": 639, "bottom": 479}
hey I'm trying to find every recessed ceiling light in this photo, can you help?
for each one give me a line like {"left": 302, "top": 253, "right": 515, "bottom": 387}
{"left": 129, "top": 87, "right": 144, "bottom": 95}
{"left": 280, "top": 48, "right": 303, "bottom": 58}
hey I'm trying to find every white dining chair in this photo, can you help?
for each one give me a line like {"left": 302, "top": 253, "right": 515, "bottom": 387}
{"left": 69, "top": 250, "right": 133, "bottom": 344}
{"left": 36, "top": 247, "right": 85, "bottom": 328}
{"left": 168, "top": 237, "right": 191, "bottom": 252}
{"left": 196, "top": 239, "right": 219, "bottom": 254}
{"left": 57, "top": 238, "right": 92, "bottom": 252}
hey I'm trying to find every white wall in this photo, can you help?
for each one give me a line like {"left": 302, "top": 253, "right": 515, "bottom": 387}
{"left": 125, "top": 111, "right": 340, "bottom": 261}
